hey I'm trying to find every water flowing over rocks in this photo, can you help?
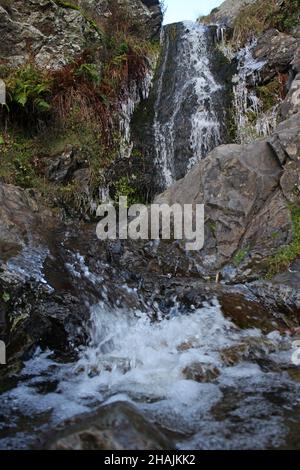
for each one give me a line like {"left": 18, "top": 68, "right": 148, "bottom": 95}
{"left": 131, "top": 21, "right": 235, "bottom": 194}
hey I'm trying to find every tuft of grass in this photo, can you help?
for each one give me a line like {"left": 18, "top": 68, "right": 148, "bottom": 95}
{"left": 0, "top": 0, "right": 13, "bottom": 11}
{"left": 233, "top": 247, "right": 250, "bottom": 266}
{"left": 232, "top": 0, "right": 300, "bottom": 46}
{"left": 114, "top": 176, "right": 139, "bottom": 206}
{"left": 257, "top": 79, "right": 281, "bottom": 112}
{"left": 267, "top": 204, "right": 300, "bottom": 277}
{"left": 0, "top": 132, "right": 41, "bottom": 188}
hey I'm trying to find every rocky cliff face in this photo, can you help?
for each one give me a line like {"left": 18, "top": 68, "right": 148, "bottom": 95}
{"left": 0, "top": 0, "right": 162, "bottom": 69}
{"left": 0, "top": 0, "right": 162, "bottom": 218}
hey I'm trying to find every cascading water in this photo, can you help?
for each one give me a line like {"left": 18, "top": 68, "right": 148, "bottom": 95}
{"left": 153, "top": 21, "right": 225, "bottom": 190}
{"left": 1, "top": 269, "right": 300, "bottom": 449}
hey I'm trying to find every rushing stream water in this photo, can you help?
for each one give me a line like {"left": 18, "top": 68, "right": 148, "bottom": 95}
{"left": 1, "top": 273, "right": 300, "bottom": 450}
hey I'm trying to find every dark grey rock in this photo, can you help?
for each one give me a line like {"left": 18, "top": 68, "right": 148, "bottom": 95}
{"left": 253, "top": 29, "right": 300, "bottom": 83}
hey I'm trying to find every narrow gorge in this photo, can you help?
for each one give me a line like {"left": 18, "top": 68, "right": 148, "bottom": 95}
{"left": 1, "top": 0, "right": 300, "bottom": 451}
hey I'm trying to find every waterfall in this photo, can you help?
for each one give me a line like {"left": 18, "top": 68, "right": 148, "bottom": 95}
{"left": 153, "top": 21, "right": 224, "bottom": 190}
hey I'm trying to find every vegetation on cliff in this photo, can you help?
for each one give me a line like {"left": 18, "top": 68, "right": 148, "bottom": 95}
{"left": 232, "top": 0, "right": 300, "bottom": 46}
{"left": 267, "top": 204, "right": 300, "bottom": 277}
{"left": 0, "top": 0, "right": 160, "bottom": 216}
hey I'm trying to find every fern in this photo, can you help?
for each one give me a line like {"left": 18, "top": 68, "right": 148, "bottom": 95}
{"left": 75, "top": 63, "right": 101, "bottom": 84}
{"left": 6, "top": 65, "right": 52, "bottom": 113}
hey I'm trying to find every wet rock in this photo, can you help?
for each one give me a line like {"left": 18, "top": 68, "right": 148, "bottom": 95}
{"left": 42, "top": 147, "right": 88, "bottom": 184}
{"left": 182, "top": 363, "right": 220, "bottom": 382}
{"left": 39, "top": 402, "right": 173, "bottom": 450}
{"left": 0, "top": 268, "right": 89, "bottom": 370}
{"left": 218, "top": 292, "right": 282, "bottom": 332}
{"left": 248, "top": 281, "right": 300, "bottom": 328}
{"left": 220, "top": 337, "right": 283, "bottom": 367}
{"left": 287, "top": 367, "right": 300, "bottom": 382}
{"left": 253, "top": 29, "right": 300, "bottom": 83}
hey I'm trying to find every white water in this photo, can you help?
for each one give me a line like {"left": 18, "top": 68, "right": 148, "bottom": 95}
{"left": 153, "top": 22, "right": 222, "bottom": 188}
{"left": 1, "top": 276, "right": 299, "bottom": 449}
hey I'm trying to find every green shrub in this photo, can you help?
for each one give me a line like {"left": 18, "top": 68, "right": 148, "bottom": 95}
{"left": 233, "top": 247, "right": 250, "bottom": 266}
{"left": 6, "top": 65, "right": 52, "bottom": 115}
{"left": 114, "top": 176, "right": 139, "bottom": 206}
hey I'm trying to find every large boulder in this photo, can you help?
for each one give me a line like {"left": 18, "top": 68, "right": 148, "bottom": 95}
{"left": 155, "top": 140, "right": 286, "bottom": 269}
{"left": 154, "top": 111, "right": 300, "bottom": 277}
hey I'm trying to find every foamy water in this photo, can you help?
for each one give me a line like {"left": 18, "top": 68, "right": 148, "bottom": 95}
{"left": 1, "top": 291, "right": 299, "bottom": 450}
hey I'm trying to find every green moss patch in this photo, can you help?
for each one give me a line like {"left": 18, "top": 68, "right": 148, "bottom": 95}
{"left": 267, "top": 204, "right": 300, "bottom": 277}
